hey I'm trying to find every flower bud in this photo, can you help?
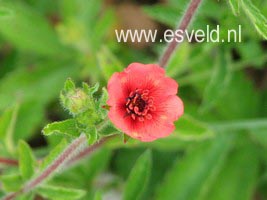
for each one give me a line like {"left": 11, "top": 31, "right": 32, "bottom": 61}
{"left": 60, "top": 79, "right": 94, "bottom": 116}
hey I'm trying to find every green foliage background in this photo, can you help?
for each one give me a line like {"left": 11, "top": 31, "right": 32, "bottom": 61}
{"left": 0, "top": 0, "right": 267, "bottom": 199}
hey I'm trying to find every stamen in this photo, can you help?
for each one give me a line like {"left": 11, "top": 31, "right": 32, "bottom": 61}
{"left": 125, "top": 89, "right": 154, "bottom": 121}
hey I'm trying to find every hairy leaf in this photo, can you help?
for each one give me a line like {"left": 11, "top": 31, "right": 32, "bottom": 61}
{"left": 42, "top": 119, "right": 80, "bottom": 137}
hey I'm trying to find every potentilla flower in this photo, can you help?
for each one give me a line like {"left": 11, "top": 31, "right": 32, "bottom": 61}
{"left": 107, "top": 63, "right": 184, "bottom": 142}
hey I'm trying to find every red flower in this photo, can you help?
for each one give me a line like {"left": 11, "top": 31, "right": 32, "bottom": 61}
{"left": 107, "top": 63, "right": 184, "bottom": 142}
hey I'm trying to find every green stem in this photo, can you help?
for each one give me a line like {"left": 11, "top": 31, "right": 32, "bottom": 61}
{"left": 210, "top": 119, "right": 267, "bottom": 130}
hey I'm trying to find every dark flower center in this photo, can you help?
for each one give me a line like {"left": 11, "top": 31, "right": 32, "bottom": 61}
{"left": 125, "top": 89, "right": 155, "bottom": 121}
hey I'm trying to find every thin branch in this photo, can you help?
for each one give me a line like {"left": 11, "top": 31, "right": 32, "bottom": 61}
{"left": 3, "top": 134, "right": 88, "bottom": 200}
{"left": 0, "top": 157, "right": 18, "bottom": 166}
{"left": 3, "top": 134, "right": 117, "bottom": 200}
{"left": 159, "top": 0, "right": 203, "bottom": 68}
{"left": 67, "top": 134, "right": 117, "bottom": 165}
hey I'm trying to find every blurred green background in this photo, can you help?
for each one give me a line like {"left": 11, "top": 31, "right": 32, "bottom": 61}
{"left": 0, "top": 0, "right": 267, "bottom": 199}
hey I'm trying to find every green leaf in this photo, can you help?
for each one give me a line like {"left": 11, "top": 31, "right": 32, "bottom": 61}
{"left": 241, "top": 0, "right": 267, "bottom": 39}
{"left": 203, "top": 142, "right": 259, "bottom": 200}
{"left": 97, "top": 46, "right": 123, "bottom": 80}
{"left": 94, "top": 191, "right": 103, "bottom": 200}
{"left": 83, "top": 82, "right": 99, "bottom": 97}
{"left": 18, "top": 140, "right": 36, "bottom": 180}
{"left": 90, "top": 8, "right": 115, "bottom": 50}
{"left": 123, "top": 150, "right": 152, "bottom": 200}
{"left": 63, "top": 78, "right": 76, "bottom": 92}
{"left": 156, "top": 135, "right": 234, "bottom": 200}
{"left": 84, "top": 127, "right": 98, "bottom": 145}
{"left": 42, "top": 119, "right": 80, "bottom": 137}
{"left": 0, "top": 6, "right": 13, "bottom": 17}
{"left": 143, "top": 5, "right": 181, "bottom": 27}
{"left": 201, "top": 48, "right": 232, "bottom": 112}
{"left": 14, "top": 101, "right": 45, "bottom": 141}
{"left": 37, "top": 185, "right": 86, "bottom": 200}
{"left": 40, "top": 139, "right": 68, "bottom": 171}
{"left": 229, "top": 0, "right": 240, "bottom": 16}
{"left": 0, "top": 174, "right": 23, "bottom": 192}
{"left": 172, "top": 114, "right": 214, "bottom": 140}
{"left": 0, "top": 2, "right": 64, "bottom": 55}
{"left": 210, "top": 118, "right": 267, "bottom": 130}
{"left": 96, "top": 87, "right": 109, "bottom": 119}
{"left": 97, "top": 121, "right": 118, "bottom": 136}
{"left": 215, "top": 71, "right": 261, "bottom": 120}
{"left": 16, "top": 193, "right": 34, "bottom": 200}
{"left": 78, "top": 148, "right": 111, "bottom": 183}
{"left": 166, "top": 42, "right": 190, "bottom": 77}
{"left": 0, "top": 104, "right": 19, "bottom": 154}
{"left": 0, "top": 107, "right": 13, "bottom": 140}
{"left": 250, "top": 128, "right": 267, "bottom": 148}
{"left": 0, "top": 61, "right": 78, "bottom": 111}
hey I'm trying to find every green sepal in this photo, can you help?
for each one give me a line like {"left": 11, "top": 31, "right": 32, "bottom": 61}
{"left": 84, "top": 127, "right": 98, "bottom": 145}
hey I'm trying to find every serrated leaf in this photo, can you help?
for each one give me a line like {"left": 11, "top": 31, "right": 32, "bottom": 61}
{"left": 18, "top": 140, "right": 36, "bottom": 180}
{"left": 0, "top": 2, "right": 64, "bottom": 55}
{"left": 42, "top": 119, "right": 80, "bottom": 137}
{"left": 241, "top": 0, "right": 267, "bottom": 39}
{"left": 156, "top": 135, "right": 234, "bottom": 200}
{"left": 123, "top": 150, "right": 152, "bottom": 200}
{"left": 229, "top": 0, "right": 239, "bottom": 16}
{"left": 201, "top": 48, "right": 232, "bottom": 112}
{"left": 40, "top": 139, "right": 68, "bottom": 171}
{"left": 37, "top": 185, "right": 86, "bottom": 200}
{"left": 97, "top": 46, "right": 123, "bottom": 80}
{"left": 0, "top": 174, "right": 23, "bottom": 192}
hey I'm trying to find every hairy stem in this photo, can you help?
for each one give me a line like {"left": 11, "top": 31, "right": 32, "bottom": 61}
{"left": 67, "top": 134, "right": 117, "bottom": 165}
{"left": 0, "top": 157, "right": 18, "bottom": 166}
{"left": 159, "top": 0, "right": 203, "bottom": 68}
{"left": 3, "top": 134, "right": 88, "bottom": 200}
{"left": 3, "top": 133, "right": 117, "bottom": 200}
